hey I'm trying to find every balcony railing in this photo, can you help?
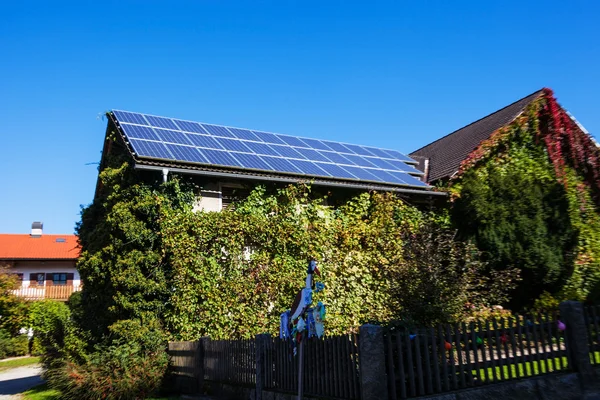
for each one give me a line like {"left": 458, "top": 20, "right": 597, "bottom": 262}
{"left": 11, "top": 285, "right": 82, "bottom": 301}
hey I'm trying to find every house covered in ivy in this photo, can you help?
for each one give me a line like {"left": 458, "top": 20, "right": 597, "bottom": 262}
{"left": 411, "top": 88, "right": 600, "bottom": 308}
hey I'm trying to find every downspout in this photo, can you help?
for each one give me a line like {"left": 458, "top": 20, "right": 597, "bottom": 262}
{"left": 162, "top": 168, "right": 169, "bottom": 183}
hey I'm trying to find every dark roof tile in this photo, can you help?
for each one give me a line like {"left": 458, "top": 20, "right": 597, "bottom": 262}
{"left": 410, "top": 89, "right": 543, "bottom": 182}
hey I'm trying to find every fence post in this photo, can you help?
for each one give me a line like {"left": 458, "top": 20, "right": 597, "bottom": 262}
{"left": 256, "top": 333, "right": 270, "bottom": 400}
{"left": 559, "top": 301, "right": 595, "bottom": 386}
{"left": 196, "top": 337, "right": 208, "bottom": 394}
{"left": 359, "top": 324, "right": 389, "bottom": 400}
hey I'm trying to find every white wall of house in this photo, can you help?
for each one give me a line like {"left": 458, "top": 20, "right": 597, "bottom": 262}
{"left": 10, "top": 261, "right": 80, "bottom": 288}
{"left": 194, "top": 184, "right": 222, "bottom": 212}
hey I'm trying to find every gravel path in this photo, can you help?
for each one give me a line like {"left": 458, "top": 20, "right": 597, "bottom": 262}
{"left": 0, "top": 365, "right": 43, "bottom": 399}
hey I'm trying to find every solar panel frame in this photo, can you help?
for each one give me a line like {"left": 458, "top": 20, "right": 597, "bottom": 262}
{"left": 112, "top": 110, "right": 429, "bottom": 190}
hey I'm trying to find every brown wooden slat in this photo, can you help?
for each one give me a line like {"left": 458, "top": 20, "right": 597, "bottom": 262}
{"left": 438, "top": 325, "right": 449, "bottom": 391}
{"left": 508, "top": 318, "right": 521, "bottom": 379}
{"left": 413, "top": 332, "right": 425, "bottom": 395}
{"left": 405, "top": 329, "right": 416, "bottom": 397}
{"left": 484, "top": 320, "right": 496, "bottom": 382}
{"left": 430, "top": 327, "right": 442, "bottom": 393}
{"left": 500, "top": 318, "right": 513, "bottom": 380}
{"left": 386, "top": 333, "right": 397, "bottom": 400}
{"left": 531, "top": 316, "right": 542, "bottom": 375}
{"left": 454, "top": 323, "right": 465, "bottom": 389}
{"left": 461, "top": 322, "right": 474, "bottom": 387}
{"left": 538, "top": 316, "right": 551, "bottom": 374}
{"left": 396, "top": 331, "right": 407, "bottom": 399}
{"left": 470, "top": 322, "right": 481, "bottom": 386}
{"left": 422, "top": 330, "right": 433, "bottom": 394}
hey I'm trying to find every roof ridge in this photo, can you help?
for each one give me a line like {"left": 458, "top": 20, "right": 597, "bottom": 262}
{"left": 410, "top": 88, "right": 544, "bottom": 155}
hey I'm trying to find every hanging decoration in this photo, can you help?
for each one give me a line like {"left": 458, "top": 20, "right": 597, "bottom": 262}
{"left": 281, "top": 259, "right": 326, "bottom": 355}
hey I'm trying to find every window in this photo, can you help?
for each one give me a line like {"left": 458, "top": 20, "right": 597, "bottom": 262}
{"left": 221, "top": 185, "right": 250, "bottom": 210}
{"left": 30, "top": 273, "right": 45, "bottom": 286}
{"left": 52, "top": 273, "right": 67, "bottom": 286}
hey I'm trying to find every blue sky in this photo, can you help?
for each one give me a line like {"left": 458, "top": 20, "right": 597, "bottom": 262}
{"left": 1, "top": 1, "right": 598, "bottom": 234}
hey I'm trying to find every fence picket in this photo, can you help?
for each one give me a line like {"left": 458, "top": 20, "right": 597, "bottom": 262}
{"left": 454, "top": 323, "right": 465, "bottom": 389}
{"left": 422, "top": 330, "right": 433, "bottom": 394}
{"left": 413, "top": 331, "right": 425, "bottom": 395}
{"left": 429, "top": 327, "right": 441, "bottom": 393}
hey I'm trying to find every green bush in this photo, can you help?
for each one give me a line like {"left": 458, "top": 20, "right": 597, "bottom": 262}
{"left": 0, "top": 329, "right": 29, "bottom": 359}
{"left": 45, "top": 320, "right": 169, "bottom": 400}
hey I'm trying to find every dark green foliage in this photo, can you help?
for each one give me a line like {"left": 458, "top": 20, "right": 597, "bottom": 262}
{"left": 390, "top": 221, "right": 519, "bottom": 326}
{"left": 0, "top": 330, "right": 29, "bottom": 359}
{"left": 453, "top": 164, "right": 578, "bottom": 308}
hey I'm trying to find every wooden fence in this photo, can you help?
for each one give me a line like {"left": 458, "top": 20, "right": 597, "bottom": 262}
{"left": 11, "top": 285, "right": 81, "bottom": 300}
{"left": 204, "top": 338, "right": 256, "bottom": 386}
{"left": 584, "top": 305, "right": 600, "bottom": 366}
{"left": 384, "top": 313, "right": 569, "bottom": 399}
{"left": 262, "top": 335, "right": 360, "bottom": 400}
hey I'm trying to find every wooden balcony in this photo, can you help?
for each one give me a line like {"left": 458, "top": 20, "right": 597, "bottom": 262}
{"left": 12, "top": 285, "right": 82, "bottom": 301}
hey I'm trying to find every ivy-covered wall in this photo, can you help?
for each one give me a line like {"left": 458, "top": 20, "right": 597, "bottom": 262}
{"left": 449, "top": 89, "right": 600, "bottom": 309}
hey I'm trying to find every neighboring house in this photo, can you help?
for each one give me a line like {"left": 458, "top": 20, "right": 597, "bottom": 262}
{"left": 0, "top": 222, "right": 81, "bottom": 301}
{"left": 96, "top": 110, "right": 443, "bottom": 209}
{"left": 409, "top": 89, "right": 594, "bottom": 183}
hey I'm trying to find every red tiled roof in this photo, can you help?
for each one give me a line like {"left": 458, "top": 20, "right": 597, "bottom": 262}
{"left": 0, "top": 234, "right": 81, "bottom": 260}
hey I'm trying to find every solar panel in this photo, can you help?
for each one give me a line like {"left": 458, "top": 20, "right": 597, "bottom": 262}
{"left": 128, "top": 139, "right": 172, "bottom": 159}
{"left": 112, "top": 110, "right": 428, "bottom": 189}
{"left": 231, "top": 152, "right": 274, "bottom": 171}
{"left": 120, "top": 124, "right": 160, "bottom": 141}
{"left": 165, "top": 144, "right": 206, "bottom": 163}
{"left": 187, "top": 134, "right": 223, "bottom": 149}
{"left": 154, "top": 129, "right": 193, "bottom": 146}
{"left": 217, "top": 138, "right": 253, "bottom": 153}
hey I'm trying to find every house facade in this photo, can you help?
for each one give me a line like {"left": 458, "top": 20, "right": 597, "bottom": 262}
{"left": 0, "top": 222, "right": 81, "bottom": 300}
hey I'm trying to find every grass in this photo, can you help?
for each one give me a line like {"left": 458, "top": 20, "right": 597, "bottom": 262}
{"left": 474, "top": 351, "right": 600, "bottom": 382}
{"left": 0, "top": 356, "right": 41, "bottom": 372}
{"left": 22, "top": 384, "right": 60, "bottom": 400}
{"left": 21, "top": 384, "right": 181, "bottom": 400}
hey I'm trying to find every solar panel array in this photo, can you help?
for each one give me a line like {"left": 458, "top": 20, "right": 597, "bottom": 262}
{"left": 111, "top": 110, "right": 428, "bottom": 188}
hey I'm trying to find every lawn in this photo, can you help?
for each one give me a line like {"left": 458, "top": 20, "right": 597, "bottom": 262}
{"left": 474, "top": 351, "right": 600, "bottom": 382}
{"left": 21, "top": 384, "right": 181, "bottom": 400}
{"left": 0, "top": 356, "right": 41, "bottom": 372}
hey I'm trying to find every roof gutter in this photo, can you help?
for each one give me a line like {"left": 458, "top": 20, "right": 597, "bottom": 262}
{"left": 134, "top": 163, "right": 447, "bottom": 197}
